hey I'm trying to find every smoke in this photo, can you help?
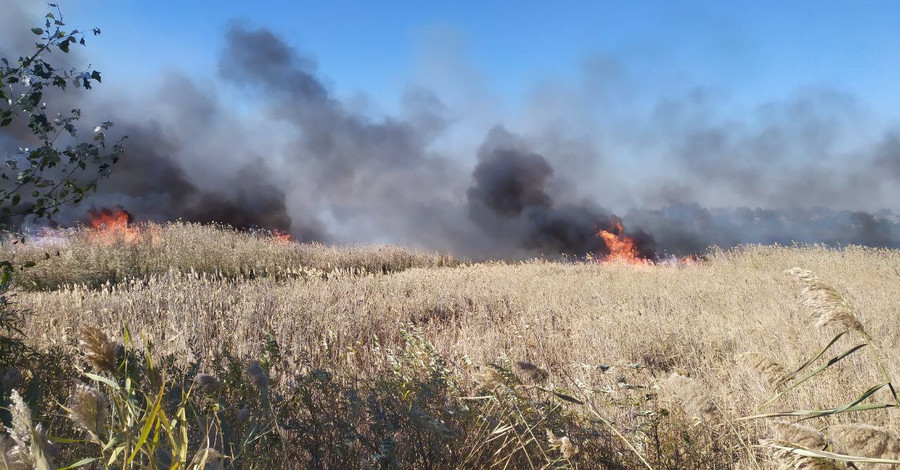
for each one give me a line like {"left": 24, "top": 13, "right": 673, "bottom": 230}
{"left": 875, "top": 130, "right": 900, "bottom": 180}
{"left": 2, "top": 11, "right": 899, "bottom": 258}
{"left": 625, "top": 204, "right": 899, "bottom": 255}
{"left": 466, "top": 126, "right": 620, "bottom": 257}
{"left": 68, "top": 78, "right": 297, "bottom": 235}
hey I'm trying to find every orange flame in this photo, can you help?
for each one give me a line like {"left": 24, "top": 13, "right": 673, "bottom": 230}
{"left": 597, "top": 219, "right": 650, "bottom": 265}
{"left": 272, "top": 229, "right": 293, "bottom": 243}
{"left": 89, "top": 207, "right": 141, "bottom": 243}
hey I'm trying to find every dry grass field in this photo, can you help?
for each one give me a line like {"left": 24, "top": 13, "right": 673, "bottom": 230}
{"left": 2, "top": 223, "right": 899, "bottom": 468}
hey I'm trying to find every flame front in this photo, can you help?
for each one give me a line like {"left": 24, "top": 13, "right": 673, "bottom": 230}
{"left": 272, "top": 229, "right": 293, "bottom": 243}
{"left": 89, "top": 207, "right": 141, "bottom": 243}
{"left": 597, "top": 219, "right": 649, "bottom": 264}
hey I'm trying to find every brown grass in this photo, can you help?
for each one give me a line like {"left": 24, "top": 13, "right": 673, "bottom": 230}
{"left": 3, "top": 222, "right": 458, "bottom": 290}
{"left": 6, "top": 224, "right": 900, "bottom": 468}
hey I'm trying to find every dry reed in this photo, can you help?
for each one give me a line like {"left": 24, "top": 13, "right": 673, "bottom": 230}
{"left": 6, "top": 224, "right": 900, "bottom": 468}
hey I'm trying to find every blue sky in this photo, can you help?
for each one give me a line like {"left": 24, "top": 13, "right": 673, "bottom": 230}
{"left": 58, "top": 0, "right": 900, "bottom": 122}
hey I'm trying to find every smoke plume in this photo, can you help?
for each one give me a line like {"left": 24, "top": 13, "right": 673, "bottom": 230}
{"left": 467, "top": 126, "right": 623, "bottom": 257}
{"left": 2, "top": 10, "right": 899, "bottom": 258}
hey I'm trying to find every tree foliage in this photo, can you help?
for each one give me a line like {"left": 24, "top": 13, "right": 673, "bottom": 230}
{"left": 0, "top": 5, "right": 123, "bottom": 430}
{"left": 0, "top": 4, "right": 124, "bottom": 221}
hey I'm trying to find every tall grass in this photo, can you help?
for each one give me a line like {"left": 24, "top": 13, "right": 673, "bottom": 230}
{"left": 2, "top": 222, "right": 458, "bottom": 290}
{"left": 1, "top": 224, "right": 899, "bottom": 468}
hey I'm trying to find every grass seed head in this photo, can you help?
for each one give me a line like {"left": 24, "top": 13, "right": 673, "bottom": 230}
{"left": 8, "top": 391, "right": 33, "bottom": 448}
{"left": 7, "top": 391, "right": 55, "bottom": 469}
{"left": 79, "top": 326, "right": 118, "bottom": 373}
{"left": 771, "top": 421, "right": 830, "bottom": 450}
{"left": 67, "top": 384, "right": 109, "bottom": 439}
{"left": 785, "top": 268, "right": 866, "bottom": 335}
{"left": 193, "top": 373, "right": 221, "bottom": 394}
{"left": 760, "top": 439, "right": 846, "bottom": 469}
{"left": 828, "top": 424, "right": 900, "bottom": 460}
{"left": 737, "top": 352, "right": 787, "bottom": 387}
{"left": 663, "top": 373, "right": 717, "bottom": 420}
{"left": 515, "top": 361, "right": 549, "bottom": 384}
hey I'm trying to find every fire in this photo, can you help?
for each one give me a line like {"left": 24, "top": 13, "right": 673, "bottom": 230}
{"left": 272, "top": 229, "right": 293, "bottom": 243}
{"left": 597, "top": 218, "right": 650, "bottom": 265}
{"left": 89, "top": 207, "right": 141, "bottom": 243}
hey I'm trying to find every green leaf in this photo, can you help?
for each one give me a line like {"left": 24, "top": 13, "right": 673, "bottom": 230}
{"left": 46, "top": 436, "right": 91, "bottom": 444}
{"left": 552, "top": 391, "right": 585, "bottom": 405}
{"left": 57, "top": 457, "right": 100, "bottom": 469}
{"left": 84, "top": 372, "right": 120, "bottom": 391}
{"left": 762, "top": 342, "right": 868, "bottom": 408}
{"left": 127, "top": 385, "right": 165, "bottom": 465}
{"left": 106, "top": 445, "right": 125, "bottom": 467}
{"left": 31, "top": 28, "right": 44, "bottom": 35}
{"left": 798, "top": 382, "right": 889, "bottom": 421}
{"left": 90, "top": 70, "right": 101, "bottom": 82}
{"left": 742, "top": 383, "right": 896, "bottom": 421}
{"left": 758, "top": 443, "right": 900, "bottom": 464}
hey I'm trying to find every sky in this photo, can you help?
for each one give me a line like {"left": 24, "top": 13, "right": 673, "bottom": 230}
{"left": 60, "top": 1, "right": 900, "bottom": 120}
{"left": 3, "top": 1, "right": 900, "bottom": 255}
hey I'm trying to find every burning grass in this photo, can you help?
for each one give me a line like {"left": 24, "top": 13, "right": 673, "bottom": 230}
{"left": 2, "top": 222, "right": 458, "bottom": 290}
{"left": 2, "top": 224, "right": 900, "bottom": 468}
{"left": 597, "top": 217, "right": 651, "bottom": 265}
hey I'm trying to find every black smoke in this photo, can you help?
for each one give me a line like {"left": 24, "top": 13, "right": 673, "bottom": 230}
{"left": 467, "top": 126, "right": 649, "bottom": 257}
{"left": 2, "top": 10, "right": 900, "bottom": 259}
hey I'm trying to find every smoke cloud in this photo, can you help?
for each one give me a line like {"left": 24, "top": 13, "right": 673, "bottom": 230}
{"left": 467, "top": 126, "right": 621, "bottom": 257}
{"left": 2, "top": 12, "right": 899, "bottom": 258}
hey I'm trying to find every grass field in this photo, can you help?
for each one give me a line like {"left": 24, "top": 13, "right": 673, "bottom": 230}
{"left": 2, "top": 223, "right": 899, "bottom": 468}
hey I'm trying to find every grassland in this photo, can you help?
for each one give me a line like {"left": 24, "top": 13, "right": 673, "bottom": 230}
{"left": 2, "top": 223, "right": 899, "bottom": 468}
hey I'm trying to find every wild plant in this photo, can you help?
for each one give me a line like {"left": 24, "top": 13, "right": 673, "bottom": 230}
{"left": 743, "top": 268, "right": 900, "bottom": 468}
